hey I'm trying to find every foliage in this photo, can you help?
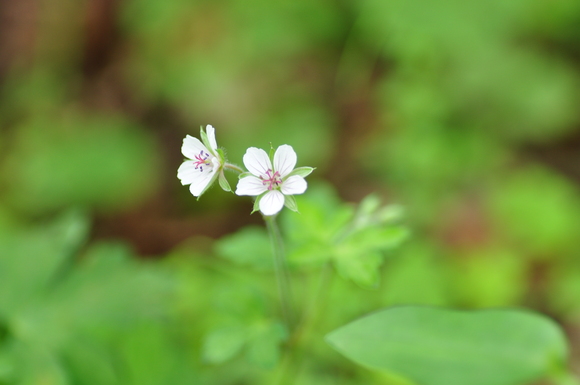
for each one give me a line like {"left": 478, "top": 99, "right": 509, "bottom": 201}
{"left": 0, "top": 0, "right": 580, "bottom": 383}
{"left": 0, "top": 210, "right": 190, "bottom": 384}
{"left": 327, "top": 307, "right": 568, "bottom": 385}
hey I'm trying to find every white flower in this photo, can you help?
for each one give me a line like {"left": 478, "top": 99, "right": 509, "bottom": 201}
{"left": 236, "top": 145, "right": 312, "bottom": 216}
{"left": 177, "top": 125, "right": 230, "bottom": 197}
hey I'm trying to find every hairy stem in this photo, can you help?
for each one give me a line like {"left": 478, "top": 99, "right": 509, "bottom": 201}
{"left": 224, "top": 163, "right": 244, "bottom": 174}
{"left": 294, "top": 262, "right": 332, "bottom": 342}
{"left": 264, "top": 215, "right": 295, "bottom": 331}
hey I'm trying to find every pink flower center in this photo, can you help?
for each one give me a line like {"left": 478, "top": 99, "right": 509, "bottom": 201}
{"left": 262, "top": 169, "right": 282, "bottom": 190}
{"left": 193, "top": 151, "right": 212, "bottom": 172}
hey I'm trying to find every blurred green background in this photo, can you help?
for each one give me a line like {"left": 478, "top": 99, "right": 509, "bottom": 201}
{"left": 1, "top": 0, "right": 580, "bottom": 383}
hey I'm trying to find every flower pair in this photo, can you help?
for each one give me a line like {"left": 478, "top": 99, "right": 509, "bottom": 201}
{"left": 177, "top": 125, "right": 313, "bottom": 216}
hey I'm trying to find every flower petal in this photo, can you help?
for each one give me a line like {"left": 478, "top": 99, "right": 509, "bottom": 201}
{"left": 182, "top": 135, "right": 208, "bottom": 160}
{"left": 188, "top": 168, "right": 216, "bottom": 197}
{"left": 243, "top": 147, "right": 272, "bottom": 177}
{"left": 235, "top": 176, "right": 267, "bottom": 196}
{"left": 177, "top": 161, "right": 199, "bottom": 185}
{"left": 274, "top": 144, "right": 297, "bottom": 177}
{"left": 259, "top": 190, "right": 285, "bottom": 216}
{"left": 206, "top": 125, "right": 218, "bottom": 152}
{"left": 281, "top": 175, "right": 307, "bottom": 195}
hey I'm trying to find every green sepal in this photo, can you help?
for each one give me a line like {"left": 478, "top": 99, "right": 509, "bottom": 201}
{"left": 202, "top": 326, "right": 247, "bottom": 364}
{"left": 218, "top": 171, "right": 232, "bottom": 192}
{"left": 200, "top": 126, "right": 214, "bottom": 155}
{"left": 269, "top": 143, "right": 275, "bottom": 161}
{"left": 284, "top": 195, "right": 299, "bottom": 212}
{"left": 252, "top": 194, "right": 265, "bottom": 214}
{"left": 217, "top": 148, "right": 227, "bottom": 163}
{"left": 239, "top": 172, "right": 253, "bottom": 179}
{"left": 286, "top": 167, "right": 315, "bottom": 178}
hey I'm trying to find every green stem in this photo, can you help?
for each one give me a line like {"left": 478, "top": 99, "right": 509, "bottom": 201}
{"left": 224, "top": 163, "right": 244, "bottom": 174}
{"left": 264, "top": 215, "right": 295, "bottom": 331}
{"left": 294, "top": 262, "right": 332, "bottom": 341}
{"left": 273, "top": 262, "right": 333, "bottom": 385}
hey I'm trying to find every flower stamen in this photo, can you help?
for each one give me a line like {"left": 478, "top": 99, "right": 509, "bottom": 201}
{"left": 262, "top": 169, "right": 282, "bottom": 190}
{"left": 193, "top": 151, "right": 212, "bottom": 172}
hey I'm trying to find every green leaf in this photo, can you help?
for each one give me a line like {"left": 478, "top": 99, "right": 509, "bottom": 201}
{"left": 8, "top": 345, "right": 69, "bottom": 385}
{"left": 284, "top": 195, "right": 299, "bottom": 212}
{"left": 238, "top": 172, "right": 253, "bottom": 179}
{"left": 353, "top": 197, "right": 404, "bottom": 228}
{"left": 62, "top": 339, "right": 118, "bottom": 385}
{"left": 334, "top": 250, "right": 382, "bottom": 288}
{"left": 343, "top": 226, "right": 409, "bottom": 253}
{"left": 326, "top": 306, "right": 569, "bottom": 385}
{"left": 281, "top": 183, "right": 354, "bottom": 246}
{"left": 376, "top": 204, "right": 405, "bottom": 224}
{"left": 331, "top": 226, "right": 408, "bottom": 287}
{"left": 46, "top": 241, "right": 171, "bottom": 338}
{"left": 245, "top": 322, "right": 287, "bottom": 369}
{"left": 286, "top": 166, "right": 315, "bottom": 178}
{"left": 118, "top": 323, "right": 195, "bottom": 385}
{"left": 215, "top": 226, "right": 271, "bottom": 269}
{"left": 0, "top": 210, "right": 90, "bottom": 313}
{"left": 218, "top": 172, "right": 231, "bottom": 192}
{"left": 202, "top": 326, "right": 248, "bottom": 364}
{"left": 358, "top": 194, "right": 381, "bottom": 216}
{"left": 287, "top": 241, "right": 333, "bottom": 265}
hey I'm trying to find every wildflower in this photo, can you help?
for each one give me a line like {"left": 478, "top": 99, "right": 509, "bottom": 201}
{"left": 177, "top": 125, "right": 231, "bottom": 197}
{"left": 236, "top": 145, "right": 313, "bottom": 216}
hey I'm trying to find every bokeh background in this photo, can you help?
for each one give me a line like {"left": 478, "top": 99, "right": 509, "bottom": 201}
{"left": 1, "top": 0, "right": 580, "bottom": 384}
